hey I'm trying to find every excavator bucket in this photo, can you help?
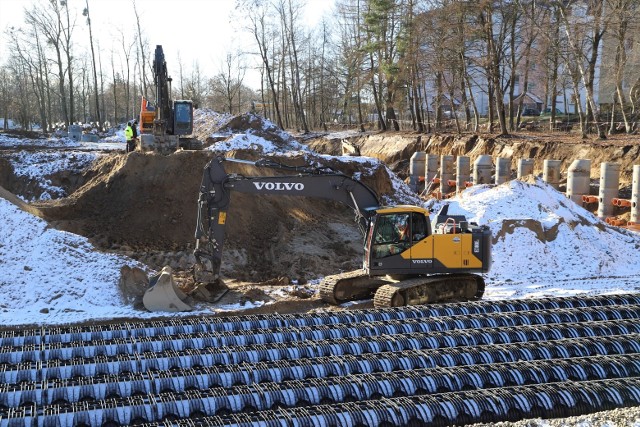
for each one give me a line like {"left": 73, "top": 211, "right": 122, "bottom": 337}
{"left": 142, "top": 266, "right": 192, "bottom": 312}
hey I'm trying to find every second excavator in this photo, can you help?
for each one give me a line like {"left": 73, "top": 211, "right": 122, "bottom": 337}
{"left": 143, "top": 156, "right": 492, "bottom": 311}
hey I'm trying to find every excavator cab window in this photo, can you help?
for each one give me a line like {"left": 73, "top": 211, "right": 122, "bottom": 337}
{"left": 372, "top": 213, "right": 411, "bottom": 258}
{"left": 411, "top": 212, "right": 429, "bottom": 241}
{"left": 173, "top": 101, "right": 193, "bottom": 135}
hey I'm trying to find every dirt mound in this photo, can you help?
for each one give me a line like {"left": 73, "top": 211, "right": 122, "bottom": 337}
{"left": 34, "top": 151, "right": 397, "bottom": 283}
{"left": 35, "top": 151, "right": 213, "bottom": 250}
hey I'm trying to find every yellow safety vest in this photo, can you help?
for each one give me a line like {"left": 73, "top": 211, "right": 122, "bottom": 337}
{"left": 125, "top": 126, "right": 133, "bottom": 140}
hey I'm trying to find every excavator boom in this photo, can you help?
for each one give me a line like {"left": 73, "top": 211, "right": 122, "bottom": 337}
{"left": 193, "top": 157, "right": 380, "bottom": 284}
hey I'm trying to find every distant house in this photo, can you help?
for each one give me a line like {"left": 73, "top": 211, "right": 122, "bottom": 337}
{"left": 513, "top": 92, "right": 544, "bottom": 115}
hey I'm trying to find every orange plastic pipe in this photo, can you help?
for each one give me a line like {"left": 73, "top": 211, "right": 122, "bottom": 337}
{"left": 582, "top": 195, "right": 598, "bottom": 204}
{"left": 447, "top": 180, "right": 457, "bottom": 187}
{"left": 612, "top": 198, "right": 632, "bottom": 207}
{"left": 464, "top": 181, "right": 474, "bottom": 188}
{"left": 607, "top": 218, "right": 627, "bottom": 226}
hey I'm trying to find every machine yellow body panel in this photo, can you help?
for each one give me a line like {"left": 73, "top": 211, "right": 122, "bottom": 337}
{"left": 401, "top": 233, "right": 484, "bottom": 269}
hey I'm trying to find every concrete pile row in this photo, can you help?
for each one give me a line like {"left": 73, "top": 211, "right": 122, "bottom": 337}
{"left": 409, "top": 153, "right": 639, "bottom": 228}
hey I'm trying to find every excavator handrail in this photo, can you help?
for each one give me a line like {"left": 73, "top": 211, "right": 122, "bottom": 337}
{"left": 443, "top": 217, "right": 457, "bottom": 234}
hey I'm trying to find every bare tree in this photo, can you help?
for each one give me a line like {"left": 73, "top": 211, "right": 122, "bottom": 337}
{"left": 605, "top": 0, "right": 636, "bottom": 133}
{"left": 0, "top": 66, "right": 10, "bottom": 130}
{"left": 556, "top": 0, "right": 608, "bottom": 139}
{"left": 238, "top": 0, "right": 285, "bottom": 129}
{"left": 60, "top": 0, "right": 76, "bottom": 123}
{"left": 214, "top": 52, "right": 247, "bottom": 114}
{"left": 83, "top": 0, "right": 101, "bottom": 127}
{"left": 478, "top": 0, "right": 510, "bottom": 135}
{"left": 25, "top": 2, "right": 70, "bottom": 125}
{"left": 133, "top": 0, "right": 150, "bottom": 99}
{"left": 8, "top": 21, "right": 50, "bottom": 131}
{"left": 276, "top": 0, "right": 309, "bottom": 132}
{"left": 118, "top": 28, "right": 135, "bottom": 121}
{"left": 335, "top": 0, "right": 368, "bottom": 131}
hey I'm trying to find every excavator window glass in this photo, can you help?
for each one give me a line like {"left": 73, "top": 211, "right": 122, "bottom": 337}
{"left": 175, "top": 103, "right": 191, "bottom": 122}
{"left": 372, "top": 213, "right": 411, "bottom": 258}
{"left": 173, "top": 101, "right": 193, "bottom": 135}
{"left": 411, "top": 212, "right": 429, "bottom": 241}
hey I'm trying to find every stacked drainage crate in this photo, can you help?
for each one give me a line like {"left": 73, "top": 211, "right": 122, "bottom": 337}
{"left": 2, "top": 294, "right": 640, "bottom": 426}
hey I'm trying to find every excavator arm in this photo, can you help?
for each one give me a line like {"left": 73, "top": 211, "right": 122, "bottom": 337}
{"left": 193, "top": 157, "right": 381, "bottom": 284}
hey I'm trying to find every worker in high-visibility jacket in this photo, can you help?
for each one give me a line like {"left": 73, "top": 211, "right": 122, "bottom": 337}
{"left": 125, "top": 121, "right": 134, "bottom": 153}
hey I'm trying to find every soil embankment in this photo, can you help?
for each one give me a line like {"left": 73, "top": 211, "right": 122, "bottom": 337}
{"left": 307, "top": 132, "right": 640, "bottom": 183}
{"left": 33, "top": 150, "right": 396, "bottom": 284}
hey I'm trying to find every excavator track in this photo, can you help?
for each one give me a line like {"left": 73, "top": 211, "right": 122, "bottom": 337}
{"left": 373, "top": 273, "right": 485, "bottom": 308}
{"left": 319, "top": 270, "right": 390, "bottom": 305}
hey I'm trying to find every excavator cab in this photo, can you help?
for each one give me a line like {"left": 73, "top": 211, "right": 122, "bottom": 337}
{"left": 365, "top": 205, "right": 490, "bottom": 276}
{"left": 365, "top": 207, "right": 431, "bottom": 273}
{"left": 173, "top": 100, "right": 193, "bottom": 136}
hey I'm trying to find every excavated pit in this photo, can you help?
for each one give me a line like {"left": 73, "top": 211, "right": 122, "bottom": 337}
{"left": 31, "top": 149, "right": 395, "bottom": 291}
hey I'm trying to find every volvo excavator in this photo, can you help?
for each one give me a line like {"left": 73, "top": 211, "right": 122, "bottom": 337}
{"left": 138, "top": 156, "right": 492, "bottom": 312}
{"left": 137, "top": 45, "right": 200, "bottom": 153}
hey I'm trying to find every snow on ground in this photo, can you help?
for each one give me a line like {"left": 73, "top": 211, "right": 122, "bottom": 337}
{"left": 2, "top": 120, "right": 639, "bottom": 326}
{"left": 204, "top": 112, "right": 309, "bottom": 154}
{"left": 7, "top": 151, "right": 98, "bottom": 201}
{"left": 2, "top": 169, "right": 638, "bottom": 327}
{"left": 206, "top": 132, "right": 308, "bottom": 154}
{"left": 1, "top": 132, "right": 124, "bottom": 201}
{"left": 0, "top": 133, "right": 80, "bottom": 148}
{"left": 443, "top": 178, "right": 640, "bottom": 300}
{"left": 0, "top": 198, "right": 163, "bottom": 325}
{"left": 193, "top": 108, "right": 233, "bottom": 131}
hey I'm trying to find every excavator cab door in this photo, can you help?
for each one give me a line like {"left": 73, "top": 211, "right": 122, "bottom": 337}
{"left": 367, "top": 212, "right": 413, "bottom": 274}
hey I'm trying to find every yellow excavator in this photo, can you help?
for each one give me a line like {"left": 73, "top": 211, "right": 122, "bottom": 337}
{"left": 140, "top": 157, "right": 492, "bottom": 311}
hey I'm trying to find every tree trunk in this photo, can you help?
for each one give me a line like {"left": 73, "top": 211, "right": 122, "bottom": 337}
{"left": 133, "top": 2, "right": 148, "bottom": 98}
{"left": 85, "top": 0, "right": 101, "bottom": 126}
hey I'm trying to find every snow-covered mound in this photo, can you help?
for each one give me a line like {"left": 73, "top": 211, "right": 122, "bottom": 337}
{"left": 7, "top": 151, "right": 98, "bottom": 201}
{"left": 0, "top": 198, "right": 158, "bottom": 325}
{"left": 199, "top": 112, "right": 309, "bottom": 154}
{"left": 445, "top": 177, "right": 640, "bottom": 299}
{"left": 206, "top": 132, "right": 308, "bottom": 155}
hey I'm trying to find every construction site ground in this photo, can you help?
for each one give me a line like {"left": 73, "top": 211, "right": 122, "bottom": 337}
{"left": 1, "top": 113, "right": 640, "bottom": 426}
{"left": 1, "top": 125, "right": 639, "bottom": 313}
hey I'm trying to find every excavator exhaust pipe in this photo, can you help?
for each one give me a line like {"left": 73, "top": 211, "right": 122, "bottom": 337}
{"left": 143, "top": 266, "right": 193, "bottom": 312}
